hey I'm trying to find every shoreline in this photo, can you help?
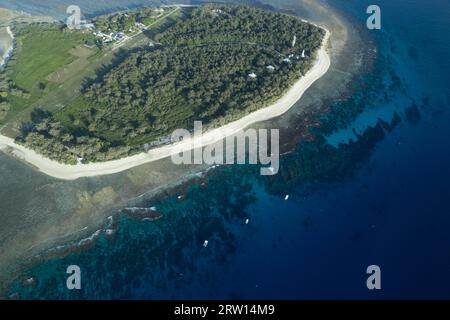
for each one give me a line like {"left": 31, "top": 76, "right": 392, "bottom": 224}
{"left": 0, "top": 26, "right": 14, "bottom": 68}
{"left": 1, "top": 0, "right": 353, "bottom": 293}
{"left": 0, "top": 29, "right": 331, "bottom": 180}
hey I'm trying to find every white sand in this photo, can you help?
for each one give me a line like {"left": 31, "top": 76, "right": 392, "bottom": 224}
{"left": 0, "top": 29, "right": 331, "bottom": 180}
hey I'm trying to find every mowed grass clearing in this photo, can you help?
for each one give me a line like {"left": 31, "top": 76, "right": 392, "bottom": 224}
{"left": 10, "top": 26, "right": 94, "bottom": 92}
{"left": 1, "top": 9, "right": 184, "bottom": 135}
{"left": 47, "top": 47, "right": 96, "bottom": 84}
{"left": 1, "top": 26, "right": 96, "bottom": 129}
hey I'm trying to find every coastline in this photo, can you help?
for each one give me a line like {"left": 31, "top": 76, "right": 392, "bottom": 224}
{"left": 1, "top": 0, "right": 357, "bottom": 294}
{"left": 0, "top": 29, "right": 331, "bottom": 180}
{"left": 0, "top": 26, "right": 14, "bottom": 68}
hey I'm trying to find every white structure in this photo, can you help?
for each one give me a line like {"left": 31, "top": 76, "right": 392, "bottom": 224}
{"left": 266, "top": 65, "right": 275, "bottom": 71}
{"left": 248, "top": 72, "right": 257, "bottom": 78}
{"left": 81, "top": 23, "right": 95, "bottom": 29}
{"left": 95, "top": 30, "right": 127, "bottom": 43}
{"left": 282, "top": 58, "right": 291, "bottom": 63}
{"left": 301, "top": 49, "right": 306, "bottom": 58}
{"left": 292, "top": 35, "right": 297, "bottom": 48}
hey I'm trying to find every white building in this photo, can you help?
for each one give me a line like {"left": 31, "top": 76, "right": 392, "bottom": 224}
{"left": 81, "top": 23, "right": 95, "bottom": 29}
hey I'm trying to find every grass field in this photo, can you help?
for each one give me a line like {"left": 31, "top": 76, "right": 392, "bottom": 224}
{"left": 0, "top": 25, "right": 96, "bottom": 129}
{"left": 46, "top": 47, "right": 96, "bottom": 84}
{"left": 0, "top": 9, "right": 180, "bottom": 134}
{"left": 10, "top": 25, "right": 94, "bottom": 92}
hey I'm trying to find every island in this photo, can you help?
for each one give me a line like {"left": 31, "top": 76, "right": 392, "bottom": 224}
{"left": 0, "top": 4, "right": 330, "bottom": 179}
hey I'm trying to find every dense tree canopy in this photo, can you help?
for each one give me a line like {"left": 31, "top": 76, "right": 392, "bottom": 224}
{"left": 93, "top": 8, "right": 162, "bottom": 33}
{"left": 18, "top": 4, "right": 325, "bottom": 164}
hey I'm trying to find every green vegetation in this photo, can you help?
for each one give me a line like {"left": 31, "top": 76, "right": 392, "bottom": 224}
{"left": 11, "top": 25, "right": 92, "bottom": 91}
{"left": 93, "top": 8, "right": 164, "bottom": 33}
{"left": 156, "top": 4, "right": 323, "bottom": 55}
{"left": 10, "top": 4, "right": 325, "bottom": 164}
{"left": 0, "top": 23, "right": 96, "bottom": 124}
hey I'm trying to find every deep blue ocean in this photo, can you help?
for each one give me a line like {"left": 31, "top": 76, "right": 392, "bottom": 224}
{"left": 8, "top": 0, "right": 450, "bottom": 299}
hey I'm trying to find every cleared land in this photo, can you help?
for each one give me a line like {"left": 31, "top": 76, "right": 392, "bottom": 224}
{"left": 0, "top": 6, "right": 181, "bottom": 133}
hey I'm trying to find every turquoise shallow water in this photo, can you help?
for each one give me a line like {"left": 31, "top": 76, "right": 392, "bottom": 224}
{"left": 5, "top": 0, "right": 450, "bottom": 299}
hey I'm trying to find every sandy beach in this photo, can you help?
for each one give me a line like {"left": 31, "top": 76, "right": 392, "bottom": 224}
{"left": 1, "top": 0, "right": 357, "bottom": 293}
{"left": 0, "top": 29, "right": 331, "bottom": 180}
